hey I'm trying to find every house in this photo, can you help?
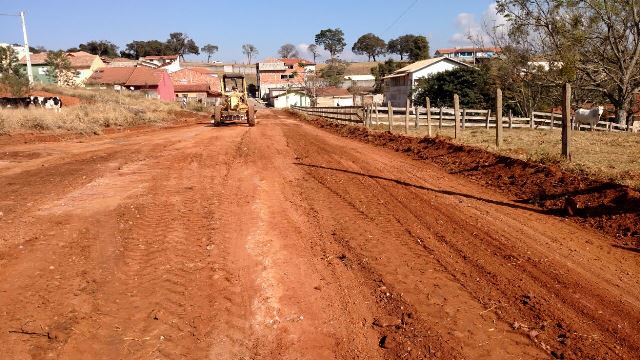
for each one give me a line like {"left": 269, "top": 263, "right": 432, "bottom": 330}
{"left": 18, "top": 51, "right": 105, "bottom": 86}
{"left": 268, "top": 89, "right": 311, "bottom": 108}
{"left": 316, "top": 87, "right": 353, "bottom": 107}
{"left": 434, "top": 47, "right": 502, "bottom": 63}
{"left": 170, "top": 68, "right": 221, "bottom": 91}
{"left": 174, "top": 83, "right": 221, "bottom": 100}
{"left": 124, "top": 67, "right": 175, "bottom": 101}
{"left": 256, "top": 58, "right": 315, "bottom": 99}
{"left": 343, "top": 74, "right": 376, "bottom": 91}
{"left": 67, "top": 51, "right": 106, "bottom": 85}
{"left": 383, "top": 57, "right": 472, "bottom": 107}
{"left": 86, "top": 67, "right": 137, "bottom": 90}
{"left": 18, "top": 52, "right": 53, "bottom": 84}
{"left": 139, "top": 55, "right": 181, "bottom": 73}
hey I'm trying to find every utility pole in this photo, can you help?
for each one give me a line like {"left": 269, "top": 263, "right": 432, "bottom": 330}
{"left": 20, "top": 11, "right": 34, "bottom": 84}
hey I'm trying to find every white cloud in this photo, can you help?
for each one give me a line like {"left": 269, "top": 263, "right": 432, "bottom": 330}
{"left": 450, "top": 3, "right": 508, "bottom": 46}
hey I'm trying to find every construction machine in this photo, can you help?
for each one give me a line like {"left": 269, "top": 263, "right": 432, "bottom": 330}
{"left": 212, "top": 74, "right": 256, "bottom": 127}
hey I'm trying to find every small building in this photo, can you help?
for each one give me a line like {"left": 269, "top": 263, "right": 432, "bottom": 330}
{"left": 342, "top": 74, "right": 376, "bottom": 91}
{"left": 139, "top": 55, "right": 181, "bottom": 73}
{"left": 174, "top": 83, "right": 221, "bottom": 100}
{"left": 18, "top": 51, "right": 105, "bottom": 86}
{"left": 170, "top": 67, "right": 221, "bottom": 92}
{"left": 256, "top": 58, "right": 315, "bottom": 100}
{"left": 103, "top": 57, "right": 138, "bottom": 68}
{"left": 86, "top": 67, "right": 137, "bottom": 90}
{"left": 124, "top": 67, "right": 175, "bottom": 101}
{"left": 316, "top": 87, "right": 353, "bottom": 107}
{"left": 268, "top": 89, "right": 311, "bottom": 108}
{"left": 0, "top": 43, "right": 29, "bottom": 61}
{"left": 434, "top": 47, "right": 502, "bottom": 63}
{"left": 383, "top": 57, "right": 471, "bottom": 107}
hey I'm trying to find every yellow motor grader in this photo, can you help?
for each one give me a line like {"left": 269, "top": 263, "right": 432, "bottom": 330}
{"left": 212, "top": 74, "right": 256, "bottom": 127}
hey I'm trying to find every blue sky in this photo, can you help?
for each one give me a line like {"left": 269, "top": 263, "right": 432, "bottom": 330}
{"left": 1, "top": 0, "right": 499, "bottom": 63}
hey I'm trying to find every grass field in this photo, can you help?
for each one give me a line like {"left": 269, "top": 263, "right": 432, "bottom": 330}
{"left": 370, "top": 124, "right": 640, "bottom": 189}
{"left": 0, "top": 86, "right": 181, "bottom": 135}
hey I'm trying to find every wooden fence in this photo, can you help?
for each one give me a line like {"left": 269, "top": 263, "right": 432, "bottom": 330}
{"left": 293, "top": 105, "right": 636, "bottom": 133}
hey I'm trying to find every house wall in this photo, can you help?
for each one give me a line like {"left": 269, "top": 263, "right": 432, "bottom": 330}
{"left": 384, "top": 60, "right": 463, "bottom": 107}
{"left": 316, "top": 96, "right": 353, "bottom": 107}
{"left": 170, "top": 69, "right": 221, "bottom": 90}
{"left": 175, "top": 91, "right": 208, "bottom": 99}
{"left": 273, "top": 93, "right": 310, "bottom": 108}
{"left": 258, "top": 61, "right": 312, "bottom": 99}
{"left": 30, "top": 65, "right": 55, "bottom": 84}
{"left": 74, "top": 56, "right": 106, "bottom": 86}
{"left": 157, "top": 72, "right": 175, "bottom": 102}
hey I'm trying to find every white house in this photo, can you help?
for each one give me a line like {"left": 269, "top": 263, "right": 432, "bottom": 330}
{"left": 383, "top": 57, "right": 472, "bottom": 107}
{"left": 270, "top": 89, "right": 311, "bottom": 108}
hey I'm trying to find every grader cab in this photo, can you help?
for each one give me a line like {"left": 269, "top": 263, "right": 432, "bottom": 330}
{"left": 212, "top": 74, "right": 256, "bottom": 127}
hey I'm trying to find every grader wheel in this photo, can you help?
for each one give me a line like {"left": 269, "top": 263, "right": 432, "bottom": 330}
{"left": 247, "top": 105, "right": 256, "bottom": 127}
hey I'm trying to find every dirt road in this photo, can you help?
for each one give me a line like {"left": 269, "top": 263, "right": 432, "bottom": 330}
{"left": 0, "top": 110, "right": 638, "bottom": 359}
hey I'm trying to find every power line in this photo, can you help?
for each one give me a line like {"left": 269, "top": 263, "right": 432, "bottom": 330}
{"left": 382, "top": 0, "right": 420, "bottom": 34}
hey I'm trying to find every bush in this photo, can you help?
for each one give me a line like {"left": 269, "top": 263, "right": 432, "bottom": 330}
{"left": 413, "top": 67, "right": 493, "bottom": 109}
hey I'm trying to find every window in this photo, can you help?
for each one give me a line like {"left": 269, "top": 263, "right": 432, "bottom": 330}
{"left": 280, "top": 74, "right": 289, "bottom": 80}
{"left": 287, "top": 65, "right": 294, "bottom": 69}
{"left": 38, "top": 67, "right": 48, "bottom": 75}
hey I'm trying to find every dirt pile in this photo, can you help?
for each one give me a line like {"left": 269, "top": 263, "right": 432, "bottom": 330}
{"left": 297, "top": 113, "right": 640, "bottom": 247}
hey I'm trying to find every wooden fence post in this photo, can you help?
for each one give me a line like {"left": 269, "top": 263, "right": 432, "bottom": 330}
{"left": 426, "top": 97, "right": 432, "bottom": 137}
{"left": 508, "top": 110, "right": 513, "bottom": 129}
{"left": 530, "top": 111, "right": 535, "bottom": 129}
{"left": 462, "top": 108, "right": 467, "bottom": 130}
{"left": 562, "top": 83, "right": 572, "bottom": 160}
{"left": 496, "top": 88, "right": 503, "bottom": 148}
{"left": 375, "top": 105, "right": 379, "bottom": 125}
{"left": 388, "top": 102, "right": 393, "bottom": 132}
{"left": 454, "top": 94, "right": 461, "bottom": 139}
{"left": 414, "top": 107, "right": 419, "bottom": 129}
{"left": 485, "top": 109, "right": 491, "bottom": 129}
{"left": 405, "top": 98, "right": 410, "bottom": 134}
{"left": 439, "top": 107, "right": 443, "bottom": 129}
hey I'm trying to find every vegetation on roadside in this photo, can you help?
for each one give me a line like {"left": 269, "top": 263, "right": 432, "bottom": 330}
{"left": 0, "top": 46, "right": 30, "bottom": 97}
{"left": 0, "top": 86, "right": 182, "bottom": 135}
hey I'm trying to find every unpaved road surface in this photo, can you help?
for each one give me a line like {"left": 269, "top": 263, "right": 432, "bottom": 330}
{"left": 0, "top": 110, "right": 638, "bottom": 359}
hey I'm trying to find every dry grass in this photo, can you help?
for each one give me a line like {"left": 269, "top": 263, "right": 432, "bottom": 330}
{"left": 0, "top": 86, "right": 181, "bottom": 135}
{"left": 376, "top": 124, "right": 640, "bottom": 188}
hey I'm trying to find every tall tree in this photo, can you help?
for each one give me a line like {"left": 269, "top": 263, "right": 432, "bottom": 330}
{"left": 278, "top": 43, "right": 299, "bottom": 59}
{"left": 352, "top": 33, "right": 386, "bottom": 61}
{"left": 166, "top": 32, "right": 200, "bottom": 60}
{"left": 201, "top": 44, "right": 219, "bottom": 63}
{"left": 308, "top": 44, "right": 320, "bottom": 63}
{"left": 319, "top": 59, "right": 348, "bottom": 87}
{"left": 78, "top": 40, "right": 119, "bottom": 57}
{"left": 388, "top": 35, "right": 430, "bottom": 61}
{"left": 315, "top": 28, "right": 346, "bottom": 60}
{"left": 497, "top": 0, "right": 640, "bottom": 126}
{"left": 242, "top": 44, "right": 259, "bottom": 64}
{"left": 121, "top": 40, "right": 169, "bottom": 59}
{"left": 413, "top": 67, "right": 492, "bottom": 108}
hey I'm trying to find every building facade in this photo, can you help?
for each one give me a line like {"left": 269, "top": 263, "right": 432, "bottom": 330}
{"left": 256, "top": 58, "right": 315, "bottom": 100}
{"left": 434, "top": 47, "right": 501, "bottom": 63}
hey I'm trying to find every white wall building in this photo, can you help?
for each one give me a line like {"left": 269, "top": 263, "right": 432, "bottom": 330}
{"left": 383, "top": 57, "right": 471, "bottom": 107}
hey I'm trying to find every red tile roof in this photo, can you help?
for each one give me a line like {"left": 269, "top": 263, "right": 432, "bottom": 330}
{"left": 125, "top": 67, "right": 167, "bottom": 86}
{"left": 19, "top": 52, "right": 48, "bottom": 65}
{"left": 435, "top": 47, "right": 502, "bottom": 55}
{"left": 187, "top": 67, "right": 216, "bottom": 74}
{"left": 142, "top": 55, "right": 179, "bottom": 61}
{"left": 174, "top": 83, "right": 221, "bottom": 96}
{"left": 281, "top": 58, "right": 314, "bottom": 65}
{"left": 316, "top": 87, "right": 351, "bottom": 97}
{"left": 19, "top": 51, "right": 99, "bottom": 68}
{"left": 86, "top": 67, "right": 136, "bottom": 85}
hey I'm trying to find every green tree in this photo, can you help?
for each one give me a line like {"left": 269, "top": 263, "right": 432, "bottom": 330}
{"left": 315, "top": 28, "right": 346, "bottom": 60}
{"left": 497, "top": 0, "right": 640, "bottom": 127}
{"left": 413, "top": 67, "right": 492, "bottom": 109}
{"left": 319, "top": 59, "right": 348, "bottom": 87}
{"left": 45, "top": 51, "right": 74, "bottom": 86}
{"left": 121, "top": 40, "right": 169, "bottom": 59}
{"left": 78, "top": 40, "right": 119, "bottom": 57}
{"left": 388, "top": 34, "right": 430, "bottom": 61}
{"left": 201, "top": 44, "right": 219, "bottom": 63}
{"left": 166, "top": 32, "right": 200, "bottom": 59}
{"left": 0, "top": 47, "right": 29, "bottom": 96}
{"left": 242, "top": 44, "right": 259, "bottom": 64}
{"left": 278, "top": 43, "right": 299, "bottom": 59}
{"left": 352, "top": 33, "right": 386, "bottom": 61}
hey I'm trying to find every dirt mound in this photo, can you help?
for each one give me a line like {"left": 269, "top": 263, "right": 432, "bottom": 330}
{"left": 297, "top": 114, "right": 640, "bottom": 247}
{"left": 30, "top": 90, "right": 81, "bottom": 106}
